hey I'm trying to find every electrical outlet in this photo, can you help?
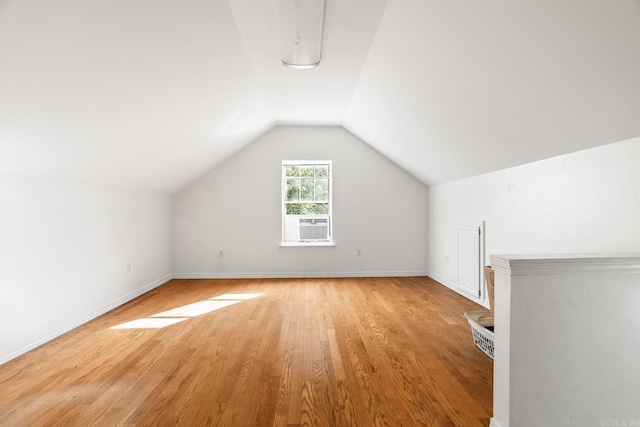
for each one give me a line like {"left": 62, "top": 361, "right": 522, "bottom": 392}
{"left": 357, "top": 249, "right": 362, "bottom": 256}
{"left": 127, "top": 264, "right": 131, "bottom": 272}
{"left": 218, "top": 250, "right": 224, "bottom": 257}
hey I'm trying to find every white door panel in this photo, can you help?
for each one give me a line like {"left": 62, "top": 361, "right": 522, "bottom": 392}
{"left": 457, "top": 220, "right": 484, "bottom": 299}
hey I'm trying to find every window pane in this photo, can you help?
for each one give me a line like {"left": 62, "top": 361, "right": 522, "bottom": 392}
{"left": 286, "top": 179, "right": 299, "bottom": 201}
{"left": 315, "top": 165, "right": 329, "bottom": 177}
{"left": 299, "top": 167, "right": 314, "bottom": 177}
{"left": 313, "top": 203, "right": 329, "bottom": 214}
{"left": 285, "top": 166, "right": 299, "bottom": 177}
{"left": 300, "top": 178, "right": 313, "bottom": 201}
{"left": 286, "top": 204, "right": 303, "bottom": 215}
{"left": 286, "top": 203, "right": 329, "bottom": 215}
{"left": 315, "top": 179, "right": 328, "bottom": 201}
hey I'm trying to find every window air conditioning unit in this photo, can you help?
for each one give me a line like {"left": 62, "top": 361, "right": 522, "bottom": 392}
{"left": 298, "top": 217, "right": 329, "bottom": 241}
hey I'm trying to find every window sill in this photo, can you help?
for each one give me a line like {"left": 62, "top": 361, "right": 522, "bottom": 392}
{"left": 280, "top": 242, "right": 336, "bottom": 247}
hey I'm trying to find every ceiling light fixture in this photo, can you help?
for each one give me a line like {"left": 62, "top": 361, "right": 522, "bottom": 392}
{"left": 274, "top": 0, "right": 326, "bottom": 69}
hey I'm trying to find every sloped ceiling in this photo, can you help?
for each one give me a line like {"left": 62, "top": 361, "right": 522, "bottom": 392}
{"left": 0, "top": 0, "right": 273, "bottom": 193}
{"left": 1, "top": 0, "right": 639, "bottom": 193}
{"left": 344, "top": 0, "right": 640, "bottom": 184}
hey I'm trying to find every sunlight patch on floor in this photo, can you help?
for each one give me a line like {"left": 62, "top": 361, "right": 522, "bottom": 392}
{"left": 151, "top": 300, "right": 240, "bottom": 318}
{"left": 109, "top": 293, "right": 262, "bottom": 330}
{"left": 110, "top": 317, "right": 187, "bottom": 329}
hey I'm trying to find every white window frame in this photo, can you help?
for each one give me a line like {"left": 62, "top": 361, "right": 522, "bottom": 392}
{"left": 281, "top": 160, "right": 334, "bottom": 246}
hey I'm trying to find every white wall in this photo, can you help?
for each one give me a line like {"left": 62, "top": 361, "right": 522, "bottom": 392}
{"left": 173, "top": 126, "right": 429, "bottom": 277}
{"left": 0, "top": 176, "right": 172, "bottom": 364}
{"left": 427, "top": 137, "right": 640, "bottom": 300}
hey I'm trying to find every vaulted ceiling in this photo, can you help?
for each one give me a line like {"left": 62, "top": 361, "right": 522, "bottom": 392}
{"left": 1, "top": 0, "right": 639, "bottom": 193}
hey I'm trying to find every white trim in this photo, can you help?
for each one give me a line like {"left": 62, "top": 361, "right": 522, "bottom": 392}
{"left": 489, "top": 419, "right": 503, "bottom": 427}
{"left": 279, "top": 242, "right": 336, "bottom": 247}
{"left": 428, "top": 272, "right": 489, "bottom": 309}
{"left": 282, "top": 160, "right": 333, "bottom": 244}
{"left": 282, "top": 159, "right": 332, "bottom": 166}
{"left": 173, "top": 271, "right": 428, "bottom": 279}
{"left": 0, "top": 274, "right": 172, "bottom": 366}
{"left": 490, "top": 253, "right": 640, "bottom": 276}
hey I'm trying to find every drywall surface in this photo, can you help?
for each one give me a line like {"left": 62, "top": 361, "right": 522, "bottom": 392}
{"left": 0, "top": 177, "right": 172, "bottom": 364}
{"left": 427, "top": 136, "right": 640, "bottom": 297}
{"left": 173, "top": 125, "right": 428, "bottom": 277}
{"left": 490, "top": 254, "right": 640, "bottom": 427}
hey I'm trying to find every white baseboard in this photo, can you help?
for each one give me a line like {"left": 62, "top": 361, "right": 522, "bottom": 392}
{"left": 489, "top": 418, "right": 503, "bottom": 427}
{"left": 173, "top": 271, "right": 428, "bottom": 279}
{"left": 0, "top": 274, "right": 172, "bottom": 366}
{"left": 427, "top": 272, "right": 489, "bottom": 308}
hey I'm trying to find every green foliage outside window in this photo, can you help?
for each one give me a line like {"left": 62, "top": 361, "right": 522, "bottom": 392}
{"left": 285, "top": 203, "right": 329, "bottom": 215}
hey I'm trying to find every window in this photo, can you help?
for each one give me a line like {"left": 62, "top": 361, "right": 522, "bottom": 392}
{"left": 282, "top": 160, "right": 332, "bottom": 245}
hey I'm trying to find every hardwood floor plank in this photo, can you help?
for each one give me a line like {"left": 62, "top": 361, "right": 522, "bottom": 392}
{"left": 0, "top": 277, "right": 493, "bottom": 426}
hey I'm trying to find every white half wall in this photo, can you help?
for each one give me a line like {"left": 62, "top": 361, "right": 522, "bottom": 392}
{"left": 427, "top": 137, "right": 640, "bottom": 300}
{"left": 0, "top": 176, "right": 172, "bottom": 364}
{"left": 173, "top": 126, "right": 429, "bottom": 277}
{"left": 490, "top": 254, "right": 640, "bottom": 426}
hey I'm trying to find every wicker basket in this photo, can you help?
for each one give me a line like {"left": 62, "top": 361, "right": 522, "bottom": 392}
{"left": 464, "top": 311, "right": 494, "bottom": 359}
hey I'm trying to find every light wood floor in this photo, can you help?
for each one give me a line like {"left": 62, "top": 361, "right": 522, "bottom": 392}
{"left": 0, "top": 277, "right": 493, "bottom": 426}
